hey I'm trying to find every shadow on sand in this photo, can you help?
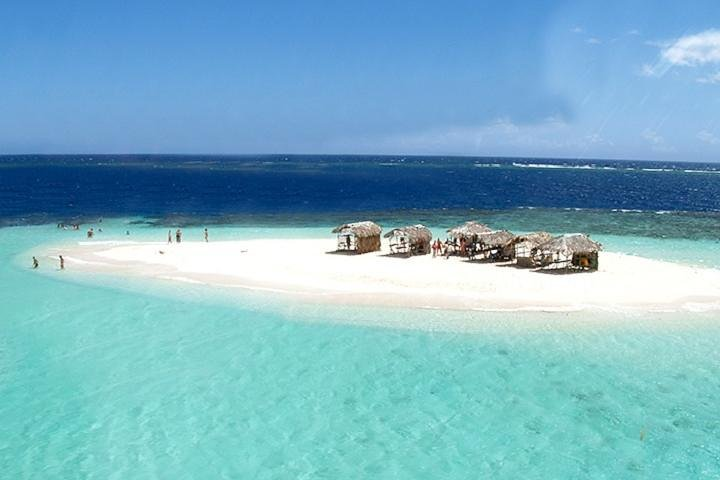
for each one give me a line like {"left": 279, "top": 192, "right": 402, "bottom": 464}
{"left": 380, "top": 252, "right": 420, "bottom": 259}
{"left": 464, "top": 257, "right": 513, "bottom": 265}
{"left": 531, "top": 267, "right": 594, "bottom": 275}
{"left": 324, "top": 249, "right": 361, "bottom": 255}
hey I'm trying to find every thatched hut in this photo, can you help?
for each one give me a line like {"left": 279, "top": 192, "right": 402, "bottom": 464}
{"left": 447, "top": 221, "right": 492, "bottom": 242}
{"left": 332, "top": 221, "right": 382, "bottom": 254}
{"left": 471, "top": 230, "right": 515, "bottom": 261}
{"left": 533, "top": 234, "right": 602, "bottom": 271}
{"left": 384, "top": 224, "right": 432, "bottom": 256}
{"left": 445, "top": 221, "right": 493, "bottom": 256}
{"left": 507, "top": 231, "right": 554, "bottom": 267}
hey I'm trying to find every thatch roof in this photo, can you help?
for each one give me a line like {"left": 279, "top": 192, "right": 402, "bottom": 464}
{"left": 536, "top": 234, "right": 602, "bottom": 255}
{"left": 476, "top": 229, "right": 515, "bottom": 247}
{"left": 383, "top": 224, "right": 432, "bottom": 244}
{"left": 447, "top": 221, "right": 492, "bottom": 239}
{"left": 511, "top": 231, "right": 553, "bottom": 248}
{"left": 332, "top": 221, "right": 382, "bottom": 237}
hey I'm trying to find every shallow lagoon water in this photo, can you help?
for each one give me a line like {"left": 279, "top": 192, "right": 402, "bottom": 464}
{"left": 2, "top": 220, "right": 720, "bottom": 478}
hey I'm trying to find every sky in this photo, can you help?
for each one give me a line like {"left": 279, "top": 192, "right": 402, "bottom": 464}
{"left": 1, "top": 0, "right": 720, "bottom": 161}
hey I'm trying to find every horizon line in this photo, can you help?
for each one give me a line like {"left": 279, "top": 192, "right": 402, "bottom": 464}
{"left": 0, "top": 152, "right": 713, "bottom": 164}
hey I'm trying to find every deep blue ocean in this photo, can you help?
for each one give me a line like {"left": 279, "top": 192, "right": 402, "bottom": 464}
{"left": 2, "top": 154, "right": 720, "bottom": 222}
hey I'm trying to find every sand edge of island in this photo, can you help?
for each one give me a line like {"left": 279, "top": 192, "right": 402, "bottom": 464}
{"left": 46, "top": 238, "right": 720, "bottom": 314}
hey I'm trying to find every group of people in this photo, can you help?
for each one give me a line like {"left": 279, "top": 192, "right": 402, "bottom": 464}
{"left": 430, "top": 238, "right": 468, "bottom": 258}
{"left": 169, "top": 229, "right": 182, "bottom": 243}
{"left": 167, "top": 228, "right": 209, "bottom": 244}
{"left": 431, "top": 237, "right": 474, "bottom": 259}
{"left": 58, "top": 223, "right": 105, "bottom": 239}
{"left": 36, "top": 226, "right": 211, "bottom": 271}
{"left": 58, "top": 217, "right": 104, "bottom": 232}
{"left": 57, "top": 223, "right": 80, "bottom": 230}
{"left": 31, "top": 255, "right": 63, "bottom": 270}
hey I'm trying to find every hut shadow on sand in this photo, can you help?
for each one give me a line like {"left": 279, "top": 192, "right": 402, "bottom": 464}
{"left": 532, "top": 266, "right": 596, "bottom": 275}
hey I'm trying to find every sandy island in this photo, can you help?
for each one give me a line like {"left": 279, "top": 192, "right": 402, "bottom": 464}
{"left": 52, "top": 238, "right": 720, "bottom": 313}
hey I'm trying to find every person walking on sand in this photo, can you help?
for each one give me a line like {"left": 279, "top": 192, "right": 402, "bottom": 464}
{"left": 32, "top": 256, "right": 39, "bottom": 269}
{"left": 168, "top": 230, "right": 172, "bottom": 244}
{"left": 176, "top": 229, "right": 182, "bottom": 243}
{"left": 204, "top": 228, "right": 208, "bottom": 242}
{"left": 59, "top": 255, "right": 64, "bottom": 270}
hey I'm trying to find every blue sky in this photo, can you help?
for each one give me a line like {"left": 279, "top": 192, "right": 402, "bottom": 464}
{"left": 1, "top": 0, "right": 720, "bottom": 161}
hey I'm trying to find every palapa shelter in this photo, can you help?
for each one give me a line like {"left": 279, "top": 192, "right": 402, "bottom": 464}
{"left": 446, "top": 221, "right": 492, "bottom": 242}
{"left": 507, "top": 231, "right": 554, "bottom": 267}
{"left": 384, "top": 224, "right": 433, "bottom": 256}
{"left": 471, "top": 229, "right": 515, "bottom": 261}
{"left": 533, "top": 233, "right": 602, "bottom": 271}
{"left": 332, "top": 221, "right": 382, "bottom": 254}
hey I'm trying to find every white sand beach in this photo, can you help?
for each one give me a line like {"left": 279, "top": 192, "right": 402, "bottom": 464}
{"left": 55, "top": 238, "right": 720, "bottom": 313}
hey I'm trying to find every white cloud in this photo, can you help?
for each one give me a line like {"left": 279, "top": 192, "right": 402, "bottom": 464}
{"left": 642, "top": 128, "right": 674, "bottom": 152}
{"left": 660, "top": 29, "right": 720, "bottom": 66}
{"left": 642, "top": 30, "right": 720, "bottom": 79}
{"left": 697, "top": 71, "right": 720, "bottom": 84}
{"left": 697, "top": 130, "right": 720, "bottom": 144}
{"left": 585, "top": 133, "right": 614, "bottom": 146}
{"left": 639, "top": 62, "right": 671, "bottom": 78}
{"left": 642, "top": 128, "right": 664, "bottom": 144}
{"left": 586, "top": 37, "right": 602, "bottom": 45}
{"left": 360, "top": 118, "right": 531, "bottom": 153}
{"left": 640, "top": 64, "right": 656, "bottom": 76}
{"left": 326, "top": 117, "right": 617, "bottom": 156}
{"left": 627, "top": 29, "right": 641, "bottom": 36}
{"left": 571, "top": 26, "right": 584, "bottom": 34}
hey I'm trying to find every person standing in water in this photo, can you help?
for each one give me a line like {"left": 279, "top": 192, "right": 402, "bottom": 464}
{"left": 204, "top": 228, "right": 208, "bottom": 242}
{"left": 176, "top": 229, "right": 182, "bottom": 243}
{"left": 59, "top": 255, "right": 64, "bottom": 270}
{"left": 168, "top": 230, "right": 172, "bottom": 244}
{"left": 32, "top": 256, "right": 39, "bottom": 269}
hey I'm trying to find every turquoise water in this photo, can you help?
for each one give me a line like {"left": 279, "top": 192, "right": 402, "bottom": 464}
{"left": 3, "top": 220, "right": 720, "bottom": 478}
